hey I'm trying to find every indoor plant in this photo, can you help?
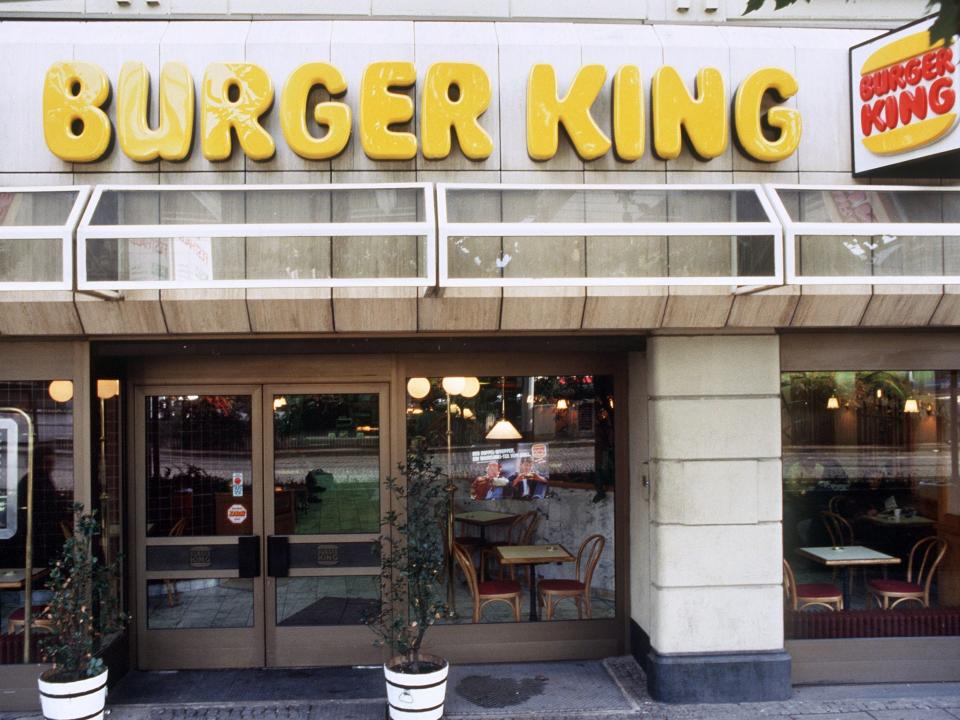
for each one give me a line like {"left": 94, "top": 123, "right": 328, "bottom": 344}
{"left": 366, "top": 438, "right": 450, "bottom": 720}
{"left": 37, "top": 504, "right": 126, "bottom": 720}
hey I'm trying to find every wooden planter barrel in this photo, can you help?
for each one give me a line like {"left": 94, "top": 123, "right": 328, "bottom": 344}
{"left": 384, "top": 655, "right": 448, "bottom": 720}
{"left": 38, "top": 668, "right": 108, "bottom": 720}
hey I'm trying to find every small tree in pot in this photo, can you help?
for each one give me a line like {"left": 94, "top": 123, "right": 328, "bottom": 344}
{"left": 366, "top": 438, "right": 449, "bottom": 720}
{"left": 37, "top": 505, "right": 126, "bottom": 720}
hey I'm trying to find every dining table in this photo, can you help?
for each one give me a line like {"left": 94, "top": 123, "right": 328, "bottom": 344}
{"left": 0, "top": 568, "right": 47, "bottom": 590}
{"left": 495, "top": 544, "right": 574, "bottom": 621}
{"left": 454, "top": 510, "right": 518, "bottom": 543}
{"left": 796, "top": 545, "right": 901, "bottom": 607}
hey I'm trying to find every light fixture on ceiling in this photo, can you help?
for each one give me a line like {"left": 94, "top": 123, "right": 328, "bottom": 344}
{"left": 826, "top": 395, "right": 840, "bottom": 410}
{"left": 904, "top": 398, "right": 919, "bottom": 413}
{"left": 48, "top": 380, "right": 74, "bottom": 403}
{"left": 485, "top": 376, "right": 521, "bottom": 440}
{"left": 273, "top": 396, "right": 287, "bottom": 410}
{"left": 406, "top": 377, "right": 431, "bottom": 399}
{"left": 460, "top": 377, "right": 480, "bottom": 398}
{"left": 441, "top": 376, "right": 466, "bottom": 395}
{"left": 555, "top": 398, "right": 569, "bottom": 411}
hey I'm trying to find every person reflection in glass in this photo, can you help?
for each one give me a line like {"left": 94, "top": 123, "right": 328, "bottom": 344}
{"left": 509, "top": 456, "right": 548, "bottom": 499}
{"left": 471, "top": 461, "right": 508, "bottom": 501}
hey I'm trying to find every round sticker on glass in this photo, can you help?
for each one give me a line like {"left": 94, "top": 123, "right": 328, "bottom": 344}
{"left": 227, "top": 504, "right": 248, "bottom": 525}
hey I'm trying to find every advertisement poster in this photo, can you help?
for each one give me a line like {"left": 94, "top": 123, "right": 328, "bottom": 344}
{"left": 469, "top": 443, "right": 549, "bottom": 501}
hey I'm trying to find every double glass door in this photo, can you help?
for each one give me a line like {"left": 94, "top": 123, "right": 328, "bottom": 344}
{"left": 135, "top": 384, "right": 387, "bottom": 669}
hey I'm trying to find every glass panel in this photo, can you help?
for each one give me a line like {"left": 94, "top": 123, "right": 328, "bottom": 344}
{"left": 447, "top": 236, "right": 775, "bottom": 279}
{"left": 145, "top": 395, "right": 253, "bottom": 538}
{"left": 0, "top": 191, "right": 77, "bottom": 226}
{"left": 272, "top": 394, "right": 380, "bottom": 535}
{"left": 0, "top": 238, "right": 62, "bottom": 283}
{"left": 90, "top": 188, "right": 424, "bottom": 226}
{"left": 146, "top": 578, "right": 253, "bottom": 628}
{"left": 782, "top": 370, "right": 958, "bottom": 640}
{"left": 779, "top": 188, "right": 959, "bottom": 224}
{"left": 406, "top": 376, "right": 616, "bottom": 624}
{"left": 0, "top": 382, "right": 75, "bottom": 665}
{"left": 276, "top": 576, "right": 379, "bottom": 626}
{"left": 797, "top": 235, "right": 960, "bottom": 277}
{"left": 86, "top": 236, "right": 427, "bottom": 283}
{"left": 446, "top": 188, "right": 766, "bottom": 224}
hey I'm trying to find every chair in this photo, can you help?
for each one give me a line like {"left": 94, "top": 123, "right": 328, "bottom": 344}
{"left": 782, "top": 558, "right": 843, "bottom": 611}
{"left": 479, "top": 511, "right": 539, "bottom": 582}
{"left": 820, "top": 511, "right": 855, "bottom": 547}
{"left": 868, "top": 536, "right": 948, "bottom": 610}
{"left": 452, "top": 543, "right": 521, "bottom": 623}
{"left": 6, "top": 604, "right": 52, "bottom": 635}
{"left": 163, "top": 517, "right": 189, "bottom": 607}
{"left": 537, "top": 534, "right": 605, "bottom": 621}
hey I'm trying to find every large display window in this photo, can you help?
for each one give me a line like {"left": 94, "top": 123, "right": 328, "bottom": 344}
{"left": 405, "top": 374, "right": 616, "bottom": 625}
{"left": 781, "top": 369, "right": 958, "bottom": 640}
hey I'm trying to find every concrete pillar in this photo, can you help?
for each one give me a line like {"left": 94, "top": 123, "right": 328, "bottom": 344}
{"left": 638, "top": 333, "right": 790, "bottom": 703}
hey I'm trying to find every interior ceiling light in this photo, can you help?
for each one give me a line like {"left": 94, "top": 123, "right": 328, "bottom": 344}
{"left": 406, "top": 377, "right": 431, "bottom": 399}
{"left": 460, "top": 377, "right": 480, "bottom": 398}
{"left": 826, "top": 395, "right": 840, "bottom": 410}
{"left": 485, "top": 376, "right": 521, "bottom": 440}
{"left": 903, "top": 398, "right": 919, "bottom": 413}
{"left": 96, "top": 379, "right": 120, "bottom": 400}
{"left": 441, "top": 377, "right": 466, "bottom": 395}
{"left": 48, "top": 380, "right": 74, "bottom": 403}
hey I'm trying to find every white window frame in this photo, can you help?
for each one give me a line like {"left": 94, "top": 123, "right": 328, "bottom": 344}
{"left": 436, "top": 183, "right": 783, "bottom": 287}
{"left": 765, "top": 184, "right": 960, "bottom": 285}
{"left": 76, "top": 183, "right": 436, "bottom": 290}
{"left": 0, "top": 185, "right": 90, "bottom": 291}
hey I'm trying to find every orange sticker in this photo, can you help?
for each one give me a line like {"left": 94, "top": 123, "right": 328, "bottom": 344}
{"left": 227, "top": 504, "right": 248, "bottom": 525}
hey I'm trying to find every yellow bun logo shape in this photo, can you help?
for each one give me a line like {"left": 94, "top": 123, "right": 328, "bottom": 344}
{"left": 858, "top": 31, "right": 958, "bottom": 155}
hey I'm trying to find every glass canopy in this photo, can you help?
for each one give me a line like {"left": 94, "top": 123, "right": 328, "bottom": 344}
{"left": 77, "top": 184, "right": 435, "bottom": 290}
{"left": 436, "top": 184, "right": 783, "bottom": 286}
{"left": 766, "top": 185, "right": 960, "bottom": 284}
{"left": 0, "top": 186, "right": 90, "bottom": 291}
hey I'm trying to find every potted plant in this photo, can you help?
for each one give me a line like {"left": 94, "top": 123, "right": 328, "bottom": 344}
{"left": 37, "top": 504, "right": 126, "bottom": 720}
{"left": 366, "top": 438, "right": 450, "bottom": 720}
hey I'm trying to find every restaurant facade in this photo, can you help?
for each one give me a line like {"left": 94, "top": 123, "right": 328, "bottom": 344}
{"left": 1, "top": 0, "right": 959, "bottom": 708}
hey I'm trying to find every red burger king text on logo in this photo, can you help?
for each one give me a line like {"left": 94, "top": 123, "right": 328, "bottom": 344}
{"left": 859, "top": 47, "right": 955, "bottom": 137}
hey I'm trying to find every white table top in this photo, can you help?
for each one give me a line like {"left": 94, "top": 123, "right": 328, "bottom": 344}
{"left": 797, "top": 545, "right": 901, "bottom": 566}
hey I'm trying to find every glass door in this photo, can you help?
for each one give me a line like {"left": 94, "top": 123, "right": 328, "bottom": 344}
{"left": 135, "top": 387, "right": 264, "bottom": 669}
{"left": 263, "top": 385, "right": 387, "bottom": 667}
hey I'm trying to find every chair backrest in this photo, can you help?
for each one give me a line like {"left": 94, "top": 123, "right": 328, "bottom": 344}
{"left": 827, "top": 495, "right": 844, "bottom": 514}
{"left": 782, "top": 558, "right": 798, "bottom": 610}
{"left": 576, "top": 534, "right": 605, "bottom": 591}
{"left": 512, "top": 511, "right": 540, "bottom": 545}
{"left": 820, "top": 511, "right": 853, "bottom": 546}
{"left": 452, "top": 543, "right": 479, "bottom": 600}
{"left": 907, "top": 536, "right": 948, "bottom": 593}
{"left": 169, "top": 517, "right": 189, "bottom": 537}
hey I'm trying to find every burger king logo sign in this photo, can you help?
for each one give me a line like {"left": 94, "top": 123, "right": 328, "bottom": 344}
{"left": 851, "top": 16, "right": 959, "bottom": 175}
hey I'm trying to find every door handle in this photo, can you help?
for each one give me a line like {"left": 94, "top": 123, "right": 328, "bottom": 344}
{"left": 238, "top": 535, "right": 261, "bottom": 578}
{"left": 267, "top": 535, "right": 290, "bottom": 577}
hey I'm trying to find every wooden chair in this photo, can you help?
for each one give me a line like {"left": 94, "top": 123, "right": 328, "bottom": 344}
{"left": 868, "top": 536, "right": 948, "bottom": 610}
{"left": 164, "top": 517, "right": 189, "bottom": 607}
{"left": 479, "top": 511, "right": 539, "bottom": 582}
{"left": 537, "top": 534, "right": 605, "bottom": 621}
{"left": 452, "top": 543, "right": 521, "bottom": 623}
{"left": 782, "top": 558, "right": 843, "bottom": 611}
{"left": 6, "top": 604, "right": 52, "bottom": 635}
{"left": 820, "top": 511, "right": 855, "bottom": 547}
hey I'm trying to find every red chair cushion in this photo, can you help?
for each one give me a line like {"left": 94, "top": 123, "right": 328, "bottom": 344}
{"left": 478, "top": 580, "right": 520, "bottom": 595}
{"left": 868, "top": 579, "right": 922, "bottom": 594}
{"left": 8, "top": 605, "right": 49, "bottom": 622}
{"left": 796, "top": 583, "right": 842, "bottom": 599}
{"left": 538, "top": 579, "right": 585, "bottom": 592}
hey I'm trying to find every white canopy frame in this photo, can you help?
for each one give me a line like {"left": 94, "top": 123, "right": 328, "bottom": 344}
{"left": 77, "top": 183, "right": 436, "bottom": 290}
{"left": 436, "top": 183, "right": 784, "bottom": 287}
{"left": 764, "top": 184, "right": 960, "bottom": 286}
{"left": 0, "top": 185, "right": 90, "bottom": 291}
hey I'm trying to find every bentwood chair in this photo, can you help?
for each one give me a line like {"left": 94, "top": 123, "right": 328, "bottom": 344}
{"left": 452, "top": 543, "right": 521, "bottom": 623}
{"left": 782, "top": 558, "right": 843, "bottom": 611}
{"left": 820, "top": 511, "right": 855, "bottom": 547}
{"left": 868, "top": 536, "right": 948, "bottom": 610}
{"left": 537, "top": 534, "right": 605, "bottom": 620}
{"left": 480, "top": 510, "right": 539, "bottom": 582}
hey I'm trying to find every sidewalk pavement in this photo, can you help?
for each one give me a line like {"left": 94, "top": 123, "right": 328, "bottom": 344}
{"left": 3, "top": 656, "right": 960, "bottom": 720}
